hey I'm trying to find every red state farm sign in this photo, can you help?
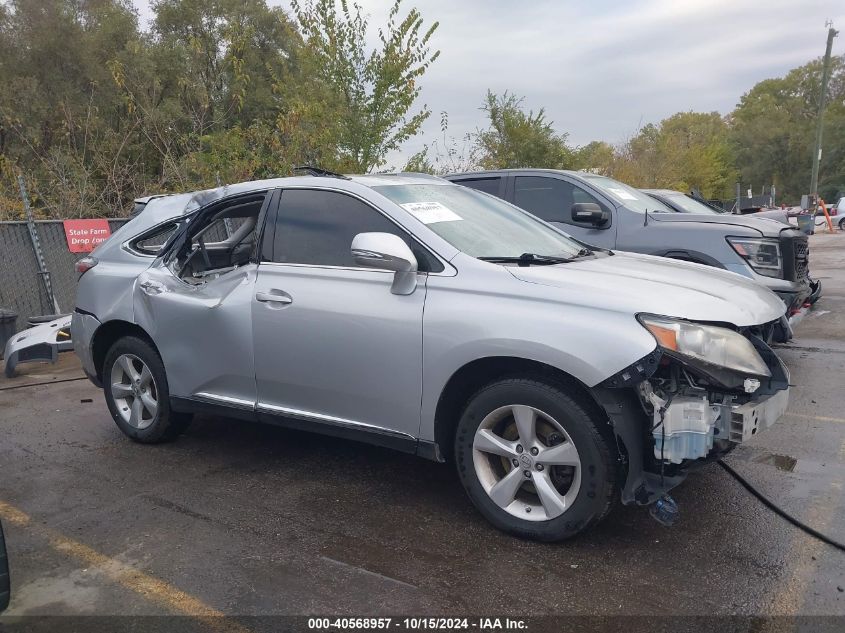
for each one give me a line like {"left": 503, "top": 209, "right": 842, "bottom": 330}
{"left": 63, "top": 219, "right": 112, "bottom": 253}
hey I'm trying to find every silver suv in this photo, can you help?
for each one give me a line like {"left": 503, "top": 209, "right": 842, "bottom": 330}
{"left": 73, "top": 173, "right": 790, "bottom": 540}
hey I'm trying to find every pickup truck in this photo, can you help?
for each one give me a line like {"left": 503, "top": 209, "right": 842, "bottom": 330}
{"left": 447, "top": 169, "right": 813, "bottom": 330}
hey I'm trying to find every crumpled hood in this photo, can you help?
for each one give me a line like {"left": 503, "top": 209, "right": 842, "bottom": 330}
{"left": 649, "top": 212, "right": 787, "bottom": 236}
{"left": 507, "top": 251, "right": 785, "bottom": 327}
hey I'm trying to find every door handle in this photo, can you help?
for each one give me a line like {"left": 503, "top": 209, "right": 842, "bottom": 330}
{"left": 255, "top": 291, "right": 292, "bottom": 305}
{"left": 139, "top": 280, "right": 164, "bottom": 295}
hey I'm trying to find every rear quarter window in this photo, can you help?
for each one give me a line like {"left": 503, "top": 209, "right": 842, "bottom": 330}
{"left": 129, "top": 222, "right": 180, "bottom": 256}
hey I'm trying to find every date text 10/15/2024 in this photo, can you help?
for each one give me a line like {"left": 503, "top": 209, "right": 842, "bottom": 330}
{"left": 308, "top": 618, "right": 527, "bottom": 630}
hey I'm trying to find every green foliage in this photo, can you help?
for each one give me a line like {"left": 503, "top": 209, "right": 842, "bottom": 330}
{"left": 0, "top": 0, "right": 149, "bottom": 218}
{"left": 473, "top": 91, "right": 573, "bottom": 170}
{"left": 614, "top": 112, "right": 737, "bottom": 198}
{"left": 402, "top": 147, "right": 437, "bottom": 174}
{"left": 152, "top": 0, "right": 299, "bottom": 130}
{"left": 0, "top": 1, "right": 840, "bottom": 218}
{"left": 402, "top": 112, "right": 477, "bottom": 175}
{"left": 571, "top": 141, "right": 616, "bottom": 175}
{"left": 291, "top": 0, "right": 439, "bottom": 172}
{"left": 730, "top": 55, "right": 845, "bottom": 203}
{"left": 0, "top": 0, "right": 439, "bottom": 219}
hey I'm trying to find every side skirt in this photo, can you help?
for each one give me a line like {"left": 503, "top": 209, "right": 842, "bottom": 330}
{"left": 170, "top": 396, "right": 422, "bottom": 456}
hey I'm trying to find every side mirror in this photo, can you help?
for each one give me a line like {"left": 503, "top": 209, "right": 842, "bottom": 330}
{"left": 571, "top": 203, "right": 609, "bottom": 226}
{"left": 351, "top": 232, "right": 418, "bottom": 295}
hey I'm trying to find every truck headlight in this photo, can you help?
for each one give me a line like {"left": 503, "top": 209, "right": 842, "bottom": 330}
{"left": 727, "top": 237, "right": 782, "bottom": 278}
{"left": 639, "top": 315, "right": 771, "bottom": 377}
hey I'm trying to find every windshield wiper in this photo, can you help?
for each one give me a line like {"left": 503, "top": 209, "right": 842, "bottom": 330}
{"left": 478, "top": 253, "right": 576, "bottom": 266}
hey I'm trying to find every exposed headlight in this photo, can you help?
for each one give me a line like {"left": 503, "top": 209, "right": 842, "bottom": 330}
{"left": 639, "top": 315, "right": 771, "bottom": 377}
{"left": 727, "top": 237, "right": 782, "bottom": 278}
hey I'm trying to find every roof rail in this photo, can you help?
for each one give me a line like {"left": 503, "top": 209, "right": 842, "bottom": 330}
{"left": 363, "top": 170, "right": 443, "bottom": 180}
{"left": 395, "top": 171, "right": 443, "bottom": 180}
{"left": 293, "top": 165, "right": 350, "bottom": 180}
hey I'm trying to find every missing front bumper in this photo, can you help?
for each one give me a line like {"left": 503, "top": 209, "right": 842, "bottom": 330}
{"left": 728, "top": 387, "right": 790, "bottom": 443}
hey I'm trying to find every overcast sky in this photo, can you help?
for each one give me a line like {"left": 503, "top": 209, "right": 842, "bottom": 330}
{"left": 132, "top": 0, "right": 844, "bottom": 167}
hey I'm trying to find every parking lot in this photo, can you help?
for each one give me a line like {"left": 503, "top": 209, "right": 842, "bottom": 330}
{"left": 0, "top": 232, "right": 843, "bottom": 626}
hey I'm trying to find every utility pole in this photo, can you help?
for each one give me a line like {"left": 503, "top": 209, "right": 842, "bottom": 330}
{"left": 809, "top": 22, "right": 839, "bottom": 202}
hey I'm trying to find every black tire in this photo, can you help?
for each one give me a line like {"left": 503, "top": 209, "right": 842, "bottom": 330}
{"left": 839, "top": 217, "right": 845, "bottom": 231}
{"left": 103, "top": 336, "right": 191, "bottom": 443}
{"left": 0, "top": 520, "right": 9, "bottom": 613}
{"left": 454, "top": 378, "right": 617, "bottom": 541}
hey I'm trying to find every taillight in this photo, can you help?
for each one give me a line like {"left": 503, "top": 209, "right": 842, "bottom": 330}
{"left": 75, "top": 256, "right": 98, "bottom": 275}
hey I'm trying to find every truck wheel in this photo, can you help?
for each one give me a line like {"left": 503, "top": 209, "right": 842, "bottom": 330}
{"left": 454, "top": 378, "right": 617, "bottom": 541}
{"left": 103, "top": 336, "right": 191, "bottom": 443}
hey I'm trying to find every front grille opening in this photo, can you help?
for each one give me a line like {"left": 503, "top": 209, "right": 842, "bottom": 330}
{"left": 794, "top": 239, "right": 809, "bottom": 280}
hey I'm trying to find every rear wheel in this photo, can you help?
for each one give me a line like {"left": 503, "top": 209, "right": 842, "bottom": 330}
{"left": 103, "top": 336, "right": 190, "bottom": 443}
{"left": 454, "top": 378, "right": 617, "bottom": 541}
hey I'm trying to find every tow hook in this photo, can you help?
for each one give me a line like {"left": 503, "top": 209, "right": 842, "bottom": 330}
{"left": 649, "top": 494, "right": 680, "bottom": 527}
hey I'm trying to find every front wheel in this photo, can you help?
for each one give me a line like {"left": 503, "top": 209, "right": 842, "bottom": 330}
{"left": 454, "top": 378, "right": 617, "bottom": 541}
{"left": 103, "top": 336, "right": 191, "bottom": 443}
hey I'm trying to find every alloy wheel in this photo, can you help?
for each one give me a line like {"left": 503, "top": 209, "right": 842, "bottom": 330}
{"left": 110, "top": 354, "right": 159, "bottom": 430}
{"left": 472, "top": 404, "right": 581, "bottom": 521}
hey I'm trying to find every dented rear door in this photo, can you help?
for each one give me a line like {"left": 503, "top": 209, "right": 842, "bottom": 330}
{"left": 134, "top": 261, "right": 258, "bottom": 408}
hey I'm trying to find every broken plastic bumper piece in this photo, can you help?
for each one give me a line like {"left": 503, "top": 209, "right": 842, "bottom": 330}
{"left": 3, "top": 315, "right": 72, "bottom": 378}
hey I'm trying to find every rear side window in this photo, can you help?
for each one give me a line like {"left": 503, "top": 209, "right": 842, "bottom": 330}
{"left": 454, "top": 177, "right": 503, "bottom": 198}
{"left": 130, "top": 222, "right": 180, "bottom": 255}
{"left": 514, "top": 176, "right": 606, "bottom": 224}
{"left": 271, "top": 189, "right": 442, "bottom": 272}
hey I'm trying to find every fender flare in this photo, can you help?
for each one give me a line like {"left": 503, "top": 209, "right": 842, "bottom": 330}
{"left": 656, "top": 249, "right": 726, "bottom": 269}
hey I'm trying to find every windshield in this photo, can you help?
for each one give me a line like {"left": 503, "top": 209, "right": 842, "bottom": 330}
{"left": 374, "top": 184, "right": 586, "bottom": 259}
{"left": 581, "top": 175, "right": 673, "bottom": 213}
{"left": 658, "top": 192, "right": 722, "bottom": 215}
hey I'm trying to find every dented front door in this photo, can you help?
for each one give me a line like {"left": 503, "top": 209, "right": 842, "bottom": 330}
{"left": 134, "top": 261, "right": 258, "bottom": 407}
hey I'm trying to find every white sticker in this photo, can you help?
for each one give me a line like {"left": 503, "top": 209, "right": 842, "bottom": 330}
{"left": 608, "top": 187, "right": 638, "bottom": 201}
{"left": 400, "top": 201, "right": 463, "bottom": 224}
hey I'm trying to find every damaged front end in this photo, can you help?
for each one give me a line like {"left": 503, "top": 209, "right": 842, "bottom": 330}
{"left": 593, "top": 315, "right": 790, "bottom": 507}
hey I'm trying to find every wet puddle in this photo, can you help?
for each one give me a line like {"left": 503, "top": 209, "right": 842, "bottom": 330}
{"left": 751, "top": 451, "right": 798, "bottom": 472}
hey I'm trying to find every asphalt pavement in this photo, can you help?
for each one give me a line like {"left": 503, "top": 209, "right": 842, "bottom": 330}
{"left": 0, "top": 232, "right": 843, "bottom": 628}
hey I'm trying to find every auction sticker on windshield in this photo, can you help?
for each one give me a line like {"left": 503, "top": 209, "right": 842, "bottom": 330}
{"left": 607, "top": 188, "right": 638, "bottom": 201}
{"left": 401, "top": 201, "right": 462, "bottom": 224}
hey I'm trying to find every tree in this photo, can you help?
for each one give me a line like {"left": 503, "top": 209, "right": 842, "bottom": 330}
{"left": 152, "top": 0, "right": 300, "bottom": 132}
{"left": 110, "top": 0, "right": 302, "bottom": 190}
{"left": 0, "top": 0, "right": 150, "bottom": 218}
{"left": 291, "top": 0, "right": 439, "bottom": 172}
{"left": 473, "top": 91, "right": 573, "bottom": 170}
{"left": 620, "top": 112, "right": 736, "bottom": 198}
{"left": 402, "top": 111, "right": 477, "bottom": 174}
{"left": 571, "top": 141, "right": 615, "bottom": 175}
{"left": 730, "top": 55, "right": 845, "bottom": 203}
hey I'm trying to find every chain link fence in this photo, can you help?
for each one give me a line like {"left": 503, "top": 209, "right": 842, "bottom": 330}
{"left": 0, "top": 220, "right": 128, "bottom": 331}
